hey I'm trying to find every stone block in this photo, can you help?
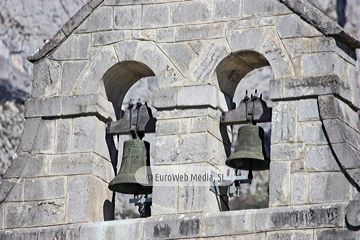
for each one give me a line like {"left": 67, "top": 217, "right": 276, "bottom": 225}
{"left": 178, "top": 184, "right": 218, "bottom": 213}
{"left": 131, "top": 29, "right": 156, "bottom": 41}
{"left": 177, "top": 85, "right": 217, "bottom": 108}
{"left": 88, "top": 0, "right": 102, "bottom": 8}
{"left": 266, "top": 230, "right": 313, "bottom": 240}
{"left": 175, "top": 23, "right": 224, "bottom": 41}
{"left": 0, "top": 204, "right": 3, "bottom": 229}
{"left": 79, "top": 219, "right": 144, "bottom": 240}
{"left": 62, "top": 94, "right": 113, "bottom": 120}
{"left": 271, "top": 101, "right": 297, "bottom": 143}
{"left": 318, "top": 95, "right": 360, "bottom": 132}
{"left": 71, "top": 116, "right": 97, "bottom": 153}
{"left": 231, "top": 233, "right": 266, "bottom": 240}
{"left": 305, "top": 145, "right": 339, "bottom": 172}
{"left": 159, "top": 42, "right": 199, "bottom": 76}
{"left": 152, "top": 185, "right": 178, "bottom": 215}
{"left": 301, "top": 53, "right": 346, "bottom": 79}
{"left": 52, "top": 34, "right": 90, "bottom": 60}
{"left": 157, "top": 28, "right": 174, "bottom": 42}
{"left": 271, "top": 143, "right": 304, "bottom": 161}
{"left": 33, "top": 119, "right": 56, "bottom": 154}
{"left": 61, "top": 60, "right": 88, "bottom": 95}
{"left": 202, "top": 210, "right": 255, "bottom": 237}
{"left": 144, "top": 214, "right": 201, "bottom": 239}
{"left": 56, "top": 119, "right": 72, "bottom": 153}
{"left": 214, "top": 0, "right": 240, "bottom": 19}
{"left": 309, "top": 173, "right": 350, "bottom": 203}
{"left": 0, "top": 179, "right": 23, "bottom": 202}
{"left": 17, "top": 118, "right": 41, "bottom": 152}
{"left": 156, "top": 119, "right": 181, "bottom": 136}
{"left": 94, "top": 120, "right": 111, "bottom": 159}
{"left": 24, "top": 177, "right": 65, "bottom": 201}
{"left": 5, "top": 199, "right": 65, "bottom": 228}
{"left": 278, "top": 14, "right": 321, "bottom": 39}
{"left": 38, "top": 224, "right": 80, "bottom": 240}
{"left": 31, "top": 59, "right": 60, "bottom": 98}
{"left": 25, "top": 97, "right": 62, "bottom": 118}
{"left": 316, "top": 229, "right": 360, "bottom": 240}
{"left": 76, "top": 7, "right": 113, "bottom": 33}
{"left": 346, "top": 200, "right": 360, "bottom": 227}
{"left": 255, "top": 203, "right": 345, "bottom": 231}
{"left": 332, "top": 143, "right": 360, "bottom": 169}
{"left": 291, "top": 173, "right": 308, "bottom": 205}
{"left": 298, "top": 121, "right": 327, "bottom": 144}
{"left": 298, "top": 98, "right": 320, "bottom": 121}
{"left": 114, "top": 40, "right": 138, "bottom": 61}
{"left": 269, "top": 161, "right": 290, "bottom": 206}
{"left": 142, "top": 4, "right": 169, "bottom": 28}
{"left": 91, "top": 30, "right": 131, "bottom": 46}
{"left": 323, "top": 119, "right": 360, "bottom": 148}
{"left": 0, "top": 229, "right": 38, "bottom": 240}
{"left": 282, "top": 38, "right": 310, "bottom": 59}
{"left": 153, "top": 88, "right": 177, "bottom": 109}
{"left": 242, "top": 0, "right": 290, "bottom": 17}
{"left": 290, "top": 159, "right": 305, "bottom": 174}
{"left": 4, "top": 154, "right": 45, "bottom": 179}
{"left": 62, "top": 4, "right": 92, "bottom": 36}
{"left": 171, "top": 1, "right": 211, "bottom": 24}
{"left": 228, "top": 28, "right": 264, "bottom": 52}
{"left": 114, "top": 6, "right": 141, "bottom": 29}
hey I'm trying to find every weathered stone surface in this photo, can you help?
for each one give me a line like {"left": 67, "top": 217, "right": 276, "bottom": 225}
{"left": 243, "top": 0, "right": 290, "bottom": 17}
{"left": 255, "top": 203, "right": 345, "bottom": 231}
{"left": 104, "top": 0, "right": 154, "bottom": 5}
{"left": 61, "top": 60, "right": 88, "bottom": 95}
{"left": 305, "top": 145, "right": 339, "bottom": 171}
{"left": 202, "top": 210, "right": 255, "bottom": 237}
{"left": 114, "top": 6, "right": 141, "bottom": 29}
{"left": 0, "top": 204, "right": 3, "bottom": 229}
{"left": 79, "top": 219, "right": 144, "bottom": 240}
{"left": 231, "top": 233, "right": 266, "bottom": 240}
{"left": 156, "top": 119, "right": 181, "bottom": 136}
{"left": 0, "top": 179, "right": 23, "bottom": 202}
{"left": 76, "top": 7, "right": 113, "bottom": 33}
{"left": 152, "top": 186, "right": 178, "bottom": 215}
{"left": 267, "top": 230, "right": 313, "bottom": 240}
{"left": 91, "top": 31, "right": 131, "bottom": 46}
{"left": 282, "top": 76, "right": 351, "bottom": 101}
{"left": 88, "top": 0, "right": 102, "bottom": 8}
{"left": 157, "top": 28, "right": 175, "bottom": 42}
{"left": 271, "top": 143, "right": 304, "bottom": 161}
{"left": 177, "top": 85, "right": 217, "bottom": 108}
{"left": 0, "top": 229, "right": 38, "bottom": 240}
{"left": 142, "top": 4, "right": 169, "bottom": 28}
{"left": 31, "top": 119, "right": 55, "bottom": 154}
{"left": 299, "top": 121, "right": 327, "bottom": 144}
{"left": 309, "top": 173, "right": 350, "bottom": 203}
{"left": 271, "top": 101, "right": 297, "bottom": 143}
{"left": 291, "top": 173, "right": 308, "bottom": 205}
{"left": 56, "top": 119, "right": 72, "bottom": 153}
{"left": 316, "top": 228, "right": 360, "bottom": 240}
{"left": 71, "top": 116, "right": 97, "bottom": 153}
{"left": 38, "top": 224, "right": 80, "bottom": 240}
{"left": 31, "top": 59, "right": 61, "bottom": 98}
{"left": 17, "top": 118, "right": 41, "bottom": 152}
{"left": 323, "top": 119, "right": 360, "bottom": 149}
{"left": 332, "top": 143, "right": 360, "bottom": 169}
{"left": 214, "top": 0, "right": 240, "bottom": 19}
{"left": 301, "top": 52, "right": 346, "bottom": 79}
{"left": 24, "top": 177, "right": 65, "bottom": 201}
{"left": 48, "top": 154, "right": 95, "bottom": 175}
{"left": 278, "top": 14, "right": 322, "bottom": 38}
{"left": 25, "top": 97, "right": 62, "bottom": 118}
{"left": 62, "top": 4, "right": 93, "bottom": 36}
{"left": 318, "top": 95, "right": 360, "bottom": 132}
{"left": 291, "top": 159, "right": 305, "bottom": 174}
{"left": 132, "top": 29, "right": 156, "bottom": 41}
{"left": 298, "top": 98, "right": 320, "bottom": 121}
{"left": 228, "top": 28, "right": 265, "bottom": 52}
{"left": 269, "top": 161, "right": 290, "bottom": 206}
{"left": 51, "top": 34, "right": 90, "bottom": 60}
{"left": 3, "top": 154, "right": 45, "bottom": 179}
{"left": 153, "top": 88, "right": 177, "bottom": 109}
{"left": 346, "top": 200, "right": 360, "bottom": 227}
{"left": 171, "top": 1, "right": 211, "bottom": 24}
{"left": 113, "top": 40, "right": 138, "bottom": 61}
{"left": 175, "top": 24, "right": 224, "bottom": 41}
{"left": 144, "top": 214, "right": 202, "bottom": 239}
{"left": 5, "top": 199, "right": 65, "bottom": 228}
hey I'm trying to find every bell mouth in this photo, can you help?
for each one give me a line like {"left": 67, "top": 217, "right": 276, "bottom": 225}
{"left": 108, "top": 181, "right": 152, "bottom": 195}
{"left": 225, "top": 158, "right": 269, "bottom": 171}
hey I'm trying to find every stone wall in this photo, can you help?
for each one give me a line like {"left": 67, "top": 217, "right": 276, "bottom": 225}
{"left": 0, "top": 0, "right": 359, "bottom": 239}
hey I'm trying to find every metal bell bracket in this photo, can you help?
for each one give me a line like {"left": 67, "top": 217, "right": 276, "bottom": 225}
{"left": 130, "top": 197, "right": 152, "bottom": 218}
{"left": 106, "top": 99, "right": 157, "bottom": 135}
{"left": 209, "top": 170, "right": 252, "bottom": 198}
{"left": 220, "top": 90, "right": 272, "bottom": 125}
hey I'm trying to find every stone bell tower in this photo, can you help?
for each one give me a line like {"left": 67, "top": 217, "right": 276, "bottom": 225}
{"left": 1, "top": 0, "right": 360, "bottom": 239}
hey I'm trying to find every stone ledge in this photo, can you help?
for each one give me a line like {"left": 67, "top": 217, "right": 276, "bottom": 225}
{"left": 0, "top": 203, "right": 347, "bottom": 238}
{"left": 25, "top": 94, "right": 114, "bottom": 121}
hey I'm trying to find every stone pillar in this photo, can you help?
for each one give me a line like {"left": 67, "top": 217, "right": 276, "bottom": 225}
{"left": 152, "top": 85, "right": 228, "bottom": 215}
{"left": 0, "top": 94, "right": 115, "bottom": 229}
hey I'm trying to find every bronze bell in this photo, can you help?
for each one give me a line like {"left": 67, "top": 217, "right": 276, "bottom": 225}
{"left": 108, "top": 139, "right": 152, "bottom": 195}
{"left": 226, "top": 124, "right": 270, "bottom": 171}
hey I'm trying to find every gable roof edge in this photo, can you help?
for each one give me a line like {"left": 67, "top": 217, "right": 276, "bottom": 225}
{"left": 27, "top": 0, "right": 104, "bottom": 63}
{"left": 279, "top": 0, "right": 360, "bottom": 49}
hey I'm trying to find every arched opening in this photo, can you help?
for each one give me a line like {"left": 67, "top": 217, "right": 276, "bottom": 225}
{"left": 215, "top": 51, "right": 273, "bottom": 210}
{"left": 102, "top": 61, "right": 158, "bottom": 219}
